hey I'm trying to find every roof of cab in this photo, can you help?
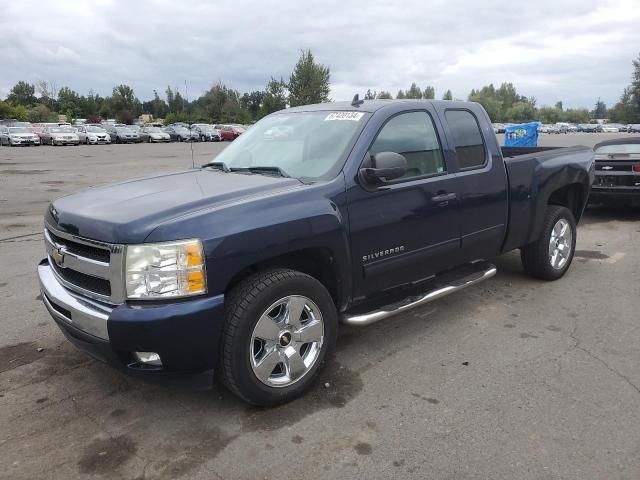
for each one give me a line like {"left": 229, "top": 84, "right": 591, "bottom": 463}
{"left": 283, "top": 99, "right": 476, "bottom": 114}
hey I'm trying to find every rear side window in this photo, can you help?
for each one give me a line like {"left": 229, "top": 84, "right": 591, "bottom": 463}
{"left": 370, "top": 111, "right": 446, "bottom": 179}
{"left": 445, "top": 110, "right": 486, "bottom": 169}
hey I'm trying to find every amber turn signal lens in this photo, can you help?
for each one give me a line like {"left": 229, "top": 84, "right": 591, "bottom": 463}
{"left": 185, "top": 242, "right": 204, "bottom": 267}
{"left": 187, "top": 271, "right": 206, "bottom": 293}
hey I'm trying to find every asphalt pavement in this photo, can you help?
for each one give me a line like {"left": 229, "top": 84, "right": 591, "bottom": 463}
{"left": 1, "top": 134, "right": 639, "bottom": 480}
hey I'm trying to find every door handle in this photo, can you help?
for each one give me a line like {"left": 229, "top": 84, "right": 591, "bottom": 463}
{"left": 431, "top": 193, "right": 457, "bottom": 204}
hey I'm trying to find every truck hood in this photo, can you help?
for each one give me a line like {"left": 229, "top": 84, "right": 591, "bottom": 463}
{"left": 47, "top": 169, "right": 303, "bottom": 243}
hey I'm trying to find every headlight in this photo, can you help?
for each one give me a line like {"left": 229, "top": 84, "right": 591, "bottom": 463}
{"left": 125, "top": 239, "right": 206, "bottom": 299}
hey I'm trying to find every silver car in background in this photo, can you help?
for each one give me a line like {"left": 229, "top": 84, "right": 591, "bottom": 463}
{"left": 76, "top": 125, "right": 111, "bottom": 144}
{"left": 113, "top": 127, "right": 140, "bottom": 144}
{"left": 40, "top": 126, "right": 80, "bottom": 145}
{"left": 0, "top": 126, "right": 41, "bottom": 146}
{"left": 141, "top": 126, "right": 171, "bottom": 143}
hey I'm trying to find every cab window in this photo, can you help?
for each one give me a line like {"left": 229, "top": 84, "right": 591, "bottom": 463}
{"left": 370, "top": 111, "right": 445, "bottom": 180}
{"left": 444, "top": 110, "right": 487, "bottom": 169}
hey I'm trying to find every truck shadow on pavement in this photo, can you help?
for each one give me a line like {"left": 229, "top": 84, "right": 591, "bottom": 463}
{"left": 581, "top": 205, "right": 640, "bottom": 225}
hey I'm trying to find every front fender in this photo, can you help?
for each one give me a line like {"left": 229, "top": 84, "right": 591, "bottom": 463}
{"left": 146, "top": 177, "right": 352, "bottom": 309}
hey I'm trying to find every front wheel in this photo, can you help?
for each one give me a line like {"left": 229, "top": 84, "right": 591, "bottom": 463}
{"left": 520, "top": 205, "right": 576, "bottom": 281}
{"left": 220, "top": 269, "right": 337, "bottom": 406}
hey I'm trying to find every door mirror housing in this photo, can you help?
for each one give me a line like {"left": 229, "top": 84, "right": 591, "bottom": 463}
{"left": 360, "top": 151, "right": 407, "bottom": 184}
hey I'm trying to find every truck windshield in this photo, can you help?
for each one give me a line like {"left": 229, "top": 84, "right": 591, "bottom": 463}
{"left": 211, "top": 111, "right": 368, "bottom": 180}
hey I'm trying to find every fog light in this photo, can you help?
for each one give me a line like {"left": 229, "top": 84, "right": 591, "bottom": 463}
{"left": 133, "top": 351, "right": 162, "bottom": 366}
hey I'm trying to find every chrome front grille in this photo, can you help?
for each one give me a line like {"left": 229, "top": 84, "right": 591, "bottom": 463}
{"left": 44, "top": 226, "right": 125, "bottom": 304}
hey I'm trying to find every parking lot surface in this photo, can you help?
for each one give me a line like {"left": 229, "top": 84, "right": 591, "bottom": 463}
{"left": 1, "top": 134, "right": 639, "bottom": 479}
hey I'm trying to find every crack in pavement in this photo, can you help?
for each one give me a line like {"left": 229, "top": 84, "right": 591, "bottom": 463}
{"left": 0, "top": 232, "right": 42, "bottom": 242}
{"left": 569, "top": 322, "right": 640, "bottom": 395}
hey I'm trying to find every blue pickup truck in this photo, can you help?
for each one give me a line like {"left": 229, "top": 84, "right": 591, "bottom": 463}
{"left": 38, "top": 99, "right": 594, "bottom": 405}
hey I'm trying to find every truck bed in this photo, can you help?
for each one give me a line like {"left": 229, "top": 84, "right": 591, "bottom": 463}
{"left": 501, "top": 145, "right": 594, "bottom": 253}
{"left": 501, "top": 146, "right": 568, "bottom": 158}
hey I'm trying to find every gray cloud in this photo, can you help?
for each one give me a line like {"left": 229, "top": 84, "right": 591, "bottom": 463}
{"left": 1, "top": 0, "right": 638, "bottom": 108}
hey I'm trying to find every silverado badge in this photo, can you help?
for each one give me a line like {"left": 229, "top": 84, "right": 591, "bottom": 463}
{"left": 362, "top": 246, "right": 405, "bottom": 263}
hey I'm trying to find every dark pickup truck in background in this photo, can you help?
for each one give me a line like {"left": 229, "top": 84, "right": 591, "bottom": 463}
{"left": 38, "top": 99, "right": 594, "bottom": 405}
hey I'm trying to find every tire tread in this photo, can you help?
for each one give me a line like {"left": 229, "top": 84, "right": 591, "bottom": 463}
{"left": 219, "top": 268, "right": 319, "bottom": 404}
{"left": 520, "top": 205, "right": 576, "bottom": 280}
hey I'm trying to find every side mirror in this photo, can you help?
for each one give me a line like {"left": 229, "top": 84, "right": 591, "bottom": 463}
{"left": 360, "top": 151, "right": 407, "bottom": 184}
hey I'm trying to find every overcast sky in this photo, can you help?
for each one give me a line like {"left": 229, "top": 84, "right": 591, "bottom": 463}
{"left": 1, "top": 0, "right": 639, "bottom": 109}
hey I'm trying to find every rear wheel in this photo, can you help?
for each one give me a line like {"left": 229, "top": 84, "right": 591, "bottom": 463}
{"left": 521, "top": 206, "right": 576, "bottom": 280}
{"left": 220, "top": 269, "right": 337, "bottom": 406}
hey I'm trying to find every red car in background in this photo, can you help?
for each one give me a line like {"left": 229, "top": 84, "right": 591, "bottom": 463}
{"left": 218, "top": 124, "right": 245, "bottom": 141}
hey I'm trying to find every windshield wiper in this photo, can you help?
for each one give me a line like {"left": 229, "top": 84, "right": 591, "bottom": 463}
{"left": 229, "top": 166, "right": 290, "bottom": 178}
{"left": 201, "top": 161, "right": 230, "bottom": 172}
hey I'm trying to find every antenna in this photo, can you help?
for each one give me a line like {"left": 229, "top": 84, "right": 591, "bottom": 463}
{"left": 185, "top": 79, "right": 194, "bottom": 169}
{"left": 351, "top": 94, "right": 364, "bottom": 107}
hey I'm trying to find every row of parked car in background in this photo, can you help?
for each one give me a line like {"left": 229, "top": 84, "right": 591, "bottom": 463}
{"left": 492, "top": 122, "right": 640, "bottom": 135}
{"left": 0, "top": 120, "right": 247, "bottom": 146}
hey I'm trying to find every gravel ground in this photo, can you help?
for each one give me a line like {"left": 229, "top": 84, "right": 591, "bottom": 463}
{"left": 1, "top": 134, "right": 639, "bottom": 480}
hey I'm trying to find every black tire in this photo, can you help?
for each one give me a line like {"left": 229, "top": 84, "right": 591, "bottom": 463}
{"left": 219, "top": 268, "right": 337, "bottom": 406}
{"left": 520, "top": 205, "right": 576, "bottom": 281}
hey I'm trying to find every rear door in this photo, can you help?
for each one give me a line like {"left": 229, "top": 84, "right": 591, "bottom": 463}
{"left": 438, "top": 107, "right": 508, "bottom": 261}
{"left": 347, "top": 108, "right": 461, "bottom": 298}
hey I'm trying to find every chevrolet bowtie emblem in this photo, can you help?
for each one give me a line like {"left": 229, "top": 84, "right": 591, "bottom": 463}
{"left": 51, "top": 246, "right": 66, "bottom": 268}
{"left": 601, "top": 166, "right": 613, "bottom": 170}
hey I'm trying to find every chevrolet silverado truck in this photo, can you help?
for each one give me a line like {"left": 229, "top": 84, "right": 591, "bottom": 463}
{"left": 38, "top": 99, "right": 594, "bottom": 405}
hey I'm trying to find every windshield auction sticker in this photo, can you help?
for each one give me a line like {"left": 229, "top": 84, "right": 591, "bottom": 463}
{"left": 324, "top": 112, "right": 364, "bottom": 121}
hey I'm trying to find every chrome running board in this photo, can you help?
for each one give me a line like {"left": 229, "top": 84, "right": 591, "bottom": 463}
{"left": 341, "top": 261, "right": 497, "bottom": 326}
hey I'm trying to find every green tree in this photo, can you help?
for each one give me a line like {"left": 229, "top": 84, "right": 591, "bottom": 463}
{"left": 469, "top": 89, "right": 502, "bottom": 121}
{"left": 240, "top": 91, "right": 264, "bottom": 120}
{"left": 259, "top": 77, "right": 287, "bottom": 118}
{"left": 442, "top": 89, "right": 453, "bottom": 100}
{"left": 288, "top": 49, "right": 330, "bottom": 107}
{"left": 554, "top": 101, "right": 563, "bottom": 111}
{"left": 496, "top": 82, "right": 521, "bottom": 111}
{"left": 28, "top": 104, "right": 56, "bottom": 123}
{"left": 0, "top": 101, "right": 14, "bottom": 118}
{"left": 364, "top": 89, "right": 376, "bottom": 100}
{"left": 7, "top": 81, "right": 36, "bottom": 106}
{"left": 592, "top": 98, "right": 607, "bottom": 119}
{"left": 563, "top": 108, "right": 590, "bottom": 124}
{"left": 423, "top": 86, "right": 435, "bottom": 99}
{"left": 148, "top": 90, "right": 168, "bottom": 118}
{"left": 505, "top": 101, "right": 536, "bottom": 122}
{"left": 111, "top": 84, "right": 137, "bottom": 114}
{"left": 538, "top": 106, "right": 562, "bottom": 124}
{"left": 57, "top": 86, "right": 83, "bottom": 120}
{"left": 631, "top": 52, "right": 640, "bottom": 118}
{"left": 396, "top": 90, "right": 406, "bottom": 99}
{"left": 405, "top": 82, "right": 423, "bottom": 99}
{"left": 0, "top": 101, "right": 28, "bottom": 120}
{"left": 609, "top": 87, "right": 637, "bottom": 123}
{"left": 549, "top": 109, "right": 563, "bottom": 124}
{"left": 376, "top": 91, "right": 392, "bottom": 99}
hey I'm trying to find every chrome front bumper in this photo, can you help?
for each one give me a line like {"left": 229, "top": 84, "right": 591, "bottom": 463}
{"left": 38, "top": 261, "right": 113, "bottom": 340}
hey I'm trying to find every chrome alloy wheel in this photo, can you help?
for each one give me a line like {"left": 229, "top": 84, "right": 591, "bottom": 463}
{"left": 250, "top": 295, "right": 324, "bottom": 388}
{"left": 548, "top": 218, "right": 572, "bottom": 270}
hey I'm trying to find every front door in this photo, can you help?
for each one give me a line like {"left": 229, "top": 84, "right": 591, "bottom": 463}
{"left": 347, "top": 109, "right": 461, "bottom": 300}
